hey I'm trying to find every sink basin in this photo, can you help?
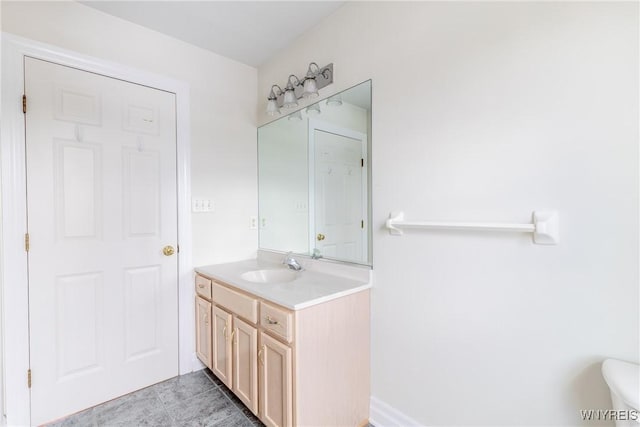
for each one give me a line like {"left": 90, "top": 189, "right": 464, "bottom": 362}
{"left": 240, "top": 269, "right": 297, "bottom": 284}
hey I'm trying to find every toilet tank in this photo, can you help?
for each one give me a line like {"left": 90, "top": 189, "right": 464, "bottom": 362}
{"left": 602, "top": 359, "right": 640, "bottom": 427}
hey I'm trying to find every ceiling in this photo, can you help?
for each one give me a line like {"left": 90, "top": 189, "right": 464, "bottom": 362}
{"left": 80, "top": 1, "right": 345, "bottom": 67}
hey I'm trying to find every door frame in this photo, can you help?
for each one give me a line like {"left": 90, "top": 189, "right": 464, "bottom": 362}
{"left": 1, "top": 33, "right": 194, "bottom": 426}
{"left": 308, "top": 118, "right": 368, "bottom": 262}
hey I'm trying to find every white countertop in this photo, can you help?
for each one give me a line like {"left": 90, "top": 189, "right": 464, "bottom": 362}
{"left": 195, "top": 258, "right": 372, "bottom": 310}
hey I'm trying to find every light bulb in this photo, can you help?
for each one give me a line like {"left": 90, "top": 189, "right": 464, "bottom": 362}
{"left": 288, "top": 111, "right": 303, "bottom": 121}
{"left": 326, "top": 94, "right": 342, "bottom": 107}
{"left": 282, "top": 88, "right": 298, "bottom": 109}
{"left": 302, "top": 78, "right": 319, "bottom": 99}
{"left": 266, "top": 98, "right": 280, "bottom": 116}
{"left": 306, "top": 104, "right": 321, "bottom": 115}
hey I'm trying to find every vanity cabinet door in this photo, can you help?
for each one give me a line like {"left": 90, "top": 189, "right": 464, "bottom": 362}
{"left": 212, "top": 305, "right": 233, "bottom": 389}
{"left": 232, "top": 317, "right": 258, "bottom": 415}
{"left": 259, "top": 332, "right": 293, "bottom": 427}
{"left": 195, "top": 297, "right": 212, "bottom": 369}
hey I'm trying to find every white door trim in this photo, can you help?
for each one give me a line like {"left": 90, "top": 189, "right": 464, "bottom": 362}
{"left": 0, "top": 33, "right": 194, "bottom": 426}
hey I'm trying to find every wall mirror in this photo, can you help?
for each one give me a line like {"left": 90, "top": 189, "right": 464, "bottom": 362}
{"left": 258, "top": 80, "right": 372, "bottom": 266}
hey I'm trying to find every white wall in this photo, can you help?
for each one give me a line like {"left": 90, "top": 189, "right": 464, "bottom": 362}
{"left": 1, "top": 1, "right": 258, "bottom": 268}
{"left": 259, "top": 2, "right": 639, "bottom": 426}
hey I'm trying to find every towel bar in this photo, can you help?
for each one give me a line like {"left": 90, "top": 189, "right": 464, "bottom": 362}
{"left": 385, "top": 211, "right": 559, "bottom": 245}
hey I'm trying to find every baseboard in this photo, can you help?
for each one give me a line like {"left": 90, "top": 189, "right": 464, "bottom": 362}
{"left": 370, "top": 396, "right": 423, "bottom": 427}
{"left": 182, "top": 351, "right": 204, "bottom": 375}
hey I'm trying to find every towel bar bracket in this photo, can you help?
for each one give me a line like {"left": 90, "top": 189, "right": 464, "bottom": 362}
{"left": 531, "top": 211, "right": 559, "bottom": 245}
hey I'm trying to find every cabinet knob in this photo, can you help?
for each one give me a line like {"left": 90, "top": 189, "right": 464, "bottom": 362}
{"left": 316, "top": 233, "right": 325, "bottom": 241}
{"left": 162, "top": 245, "right": 175, "bottom": 256}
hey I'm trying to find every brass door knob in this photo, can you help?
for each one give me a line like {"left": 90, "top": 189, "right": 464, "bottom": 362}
{"left": 162, "top": 245, "right": 175, "bottom": 256}
{"left": 316, "top": 233, "right": 325, "bottom": 241}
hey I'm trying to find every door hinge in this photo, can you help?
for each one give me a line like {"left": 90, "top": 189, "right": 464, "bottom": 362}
{"left": 361, "top": 220, "right": 364, "bottom": 229}
{"left": 22, "top": 95, "right": 27, "bottom": 114}
{"left": 25, "top": 233, "right": 30, "bottom": 252}
{"left": 361, "top": 158, "right": 364, "bottom": 167}
{"left": 27, "top": 369, "right": 32, "bottom": 388}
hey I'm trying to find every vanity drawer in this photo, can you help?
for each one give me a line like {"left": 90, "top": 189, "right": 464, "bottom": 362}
{"left": 211, "top": 281, "right": 258, "bottom": 324}
{"left": 260, "top": 302, "right": 293, "bottom": 343}
{"left": 195, "top": 275, "right": 212, "bottom": 300}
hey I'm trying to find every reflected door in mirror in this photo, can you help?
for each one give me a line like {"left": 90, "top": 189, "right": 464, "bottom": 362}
{"left": 312, "top": 127, "right": 367, "bottom": 264}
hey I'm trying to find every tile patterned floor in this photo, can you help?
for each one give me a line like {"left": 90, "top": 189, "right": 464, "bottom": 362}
{"left": 45, "top": 369, "right": 263, "bottom": 427}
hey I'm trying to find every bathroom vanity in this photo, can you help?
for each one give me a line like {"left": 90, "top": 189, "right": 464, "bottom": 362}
{"left": 194, "top": 255, "right": 371, "bottom": 427}
{"left": 199, "top": 78, "right": 374, "bottom": 426}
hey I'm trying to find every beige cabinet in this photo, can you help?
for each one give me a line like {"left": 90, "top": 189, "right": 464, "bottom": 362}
{"left": 195, "top": 274, "right": 212, "bottom": 300}
{"left": 195, "top": 296, "right": 212, "bottom": 369}
{"left": 259, "top": 332, "right": 293, "bottom": 427}
{"left": 212, "top": 305, "right": 233, "bottom": 389}
{"left": 195, "top": 275, "right": 214, "bottom": 370}
{"left": 195, "top": 273, "right": 370, "bottom": 426}
{"left": 232, "top": 316, "right": 259, "bottom": 414}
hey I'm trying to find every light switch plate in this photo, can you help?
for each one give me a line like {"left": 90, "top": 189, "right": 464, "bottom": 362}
{"left": 192, "top": 199, "right": 214, "bottom": 213}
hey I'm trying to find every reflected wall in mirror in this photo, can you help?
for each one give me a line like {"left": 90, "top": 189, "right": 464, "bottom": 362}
{"left": 258, "top": 80, "right": 372, "bottom": 266}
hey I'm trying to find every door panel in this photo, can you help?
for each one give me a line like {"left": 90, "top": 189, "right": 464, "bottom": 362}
{"left": 314, "top": 129, "right": 366, "bottom": 263}
{"left": 25, "top": 57, "right": 179, "bottom": 425}
{"left": 195, "top": 297, "right": 212, "bottom": 369}
{"left": 212, "top": 305, "right": 233, "bottom": 388}
{"left": 233, "top": 316, "right": 258, "bottom": 415}
{"left": 123, "top": 149, "right": 161, "bottom": 237}
{"left": 259, "top": 332, "right": 292, "bottom": 427}
{"left": 55, "top": 272, "right": 104, "bottom": 380}
{"left": 55, "top": 141, "right": 102, "bottom": 238}
{"left": 123, "top": 266, "right": 161, "bottom": 360}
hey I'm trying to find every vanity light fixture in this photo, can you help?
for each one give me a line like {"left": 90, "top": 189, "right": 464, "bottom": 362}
{"left": 305, "top": 103, "right": 321, "bottom": 115}
{"left": 287, "top": 110, "right": 303, "bottom": 121}
{"left": 265, "top": 62, "right": 333, "bottom": 115}
{"left": 282, "top": 75, "right": 301, "bottom": 109}
{"left": 266, "top": 85, "right": 283, "bottom": 116}
{"left": 326, "top": 94, "right": 343, "bottom": 107}
{"left": 302, "top": 63, "right": 322, "bottom": 99}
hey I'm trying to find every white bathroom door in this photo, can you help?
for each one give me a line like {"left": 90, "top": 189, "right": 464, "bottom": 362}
{"left": 25, "top": 57, "right": 179, "bottom": 425}
{"left": 313, "top": 128, "right": 367, "bottom": 263}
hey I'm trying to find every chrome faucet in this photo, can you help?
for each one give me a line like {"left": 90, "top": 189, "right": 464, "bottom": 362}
{"left": 311, "top": 248, "right": 323, "bottom": 260}
{"left": 282, "top": 252, "right": 303, "bottom": 271}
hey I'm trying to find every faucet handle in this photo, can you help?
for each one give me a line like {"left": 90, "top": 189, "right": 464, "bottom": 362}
{"left": 282, "top": 251, "right": 303, "bottom": 271}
